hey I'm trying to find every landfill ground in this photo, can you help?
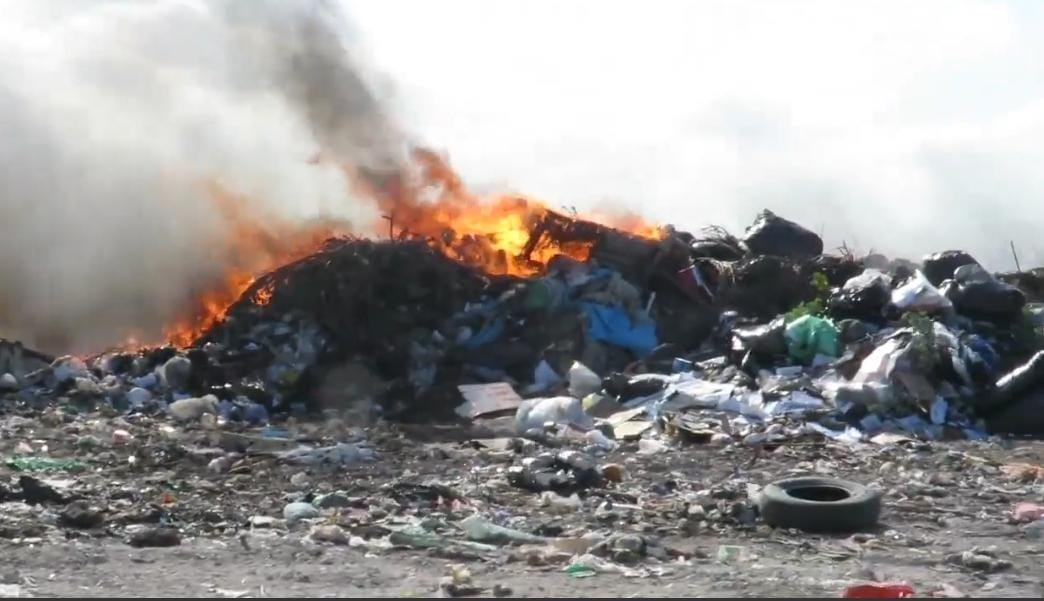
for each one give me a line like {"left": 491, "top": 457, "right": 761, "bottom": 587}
{"left": 2, "top": 411, "right": 1044, "bottom": 598}
{"left": 2, "top": 212, "right": 1044, "bottom": 599}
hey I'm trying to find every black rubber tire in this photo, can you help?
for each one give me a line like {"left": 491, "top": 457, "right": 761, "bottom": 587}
{"left": 758, "top": 476, "right": 881, "bottom": 533}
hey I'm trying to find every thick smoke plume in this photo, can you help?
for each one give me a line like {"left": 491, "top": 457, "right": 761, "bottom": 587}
{"left": 0, "top": 0, "right": 400, "bottom": 353}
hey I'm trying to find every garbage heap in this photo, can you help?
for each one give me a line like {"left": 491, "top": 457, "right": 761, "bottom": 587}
{"left": 3, "top": 209, "right": 1044, "bottom": 439}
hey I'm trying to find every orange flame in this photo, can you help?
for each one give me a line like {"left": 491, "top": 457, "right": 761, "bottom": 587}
{"left": 160, "top": 148, "right": 661, "bottom": 347}
{"left": 357, "top": 148, "right": 662, "bottom": 276}
{"left": 161, "top": 183, "right": 348, "bottom": 347}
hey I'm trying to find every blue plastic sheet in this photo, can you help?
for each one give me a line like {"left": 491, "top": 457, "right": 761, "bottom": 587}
{"left": 966, "top": 335, "right": 1001, "bottom": 373}
{"left": 579, "top": 302, "right": 658, "bottom": 357}
{"left": 462, "top": 315, "right": 506, "bottom": 348}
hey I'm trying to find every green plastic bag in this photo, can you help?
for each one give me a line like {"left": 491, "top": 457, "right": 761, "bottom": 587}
{"left": 784, "top": 315, "right": 840, "bottom": 365}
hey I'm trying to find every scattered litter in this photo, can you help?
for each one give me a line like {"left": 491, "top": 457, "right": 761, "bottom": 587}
{"left": 567, "top": 362, "right": 602, "bottom": 399}
{"left": 283, "top": 502, "right": 320, "bottom": 525}
{"left": 716, "top": 545, "right": 744, "bottom": 563}
{"left": 459, "top": 515, "right": 545, "bottom": 545}
{"left": 515, "top": 396, "right": 594, "bottom": 435}
{"left": 127, "top": 527, "right": 182, "bottom": 548}
{"left": 946, "top": 549, "right": 1012, "bottom": 573}
{"left": 457, "top": 383, "right": 525, "bottom": 419}
{"left": 6, "top": 457, "right": 86, "bottom": 473}
{"left": 0, "top": 204, "right": 1039, "bottom": 596}
{"left": 1012, "top": 502, "right": 1044, "bottom": 523}
{"left": 279, "top": 443, "right": 375, "bottom": 466}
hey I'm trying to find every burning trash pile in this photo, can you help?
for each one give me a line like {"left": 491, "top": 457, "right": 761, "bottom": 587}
{"left": 2, "top": 196, "right": 1044, "bottom": 446}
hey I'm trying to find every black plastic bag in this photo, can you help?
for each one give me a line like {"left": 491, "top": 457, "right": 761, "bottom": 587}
{"left": 691, "top": 240, "right": 745, "bottom": 261}
{"left": 828, "top": 272, "right": 891, "bottom": 321}
{"left": 987, "top": 388, "right": 1044, "bottom": 434}
{"left": 980, "top": 350, "right": 1044, "bottom": 415}
{"left": 922, "top": 250, "right": 979, "bottom": 286}
{"left": 741, "top": 210, "right": 823, "bottom": 259}
{"left": 731, "top": 316, "right": 787, "bottom": 357}
{"left": 602, "top": 373, "right": 667, "bottom": 402}
{"left": 942, "top": 265, "right": 1025, "bottom": 323}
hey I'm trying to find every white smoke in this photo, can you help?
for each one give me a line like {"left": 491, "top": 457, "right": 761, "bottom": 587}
{"left": 0, "top": 0, "right": 396, "bottom": 352}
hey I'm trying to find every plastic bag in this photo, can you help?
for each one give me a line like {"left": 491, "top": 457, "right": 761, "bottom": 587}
{"left": 579, "top": 302, "right": 658, "bottom": 356}
{"left": 567, "top": 361, "right": 602, "bottom": 398}
{"left": 741, "top": 209, "right": 823, "bottom": 258}
{"left": 280, "top": 443, "right": 376, "bottom": 466}
{"left": 784, "top": 316, "right": 840, "bottom": 365}
{"left": 922, "top": 249, "right": 979, "bottom": 285}
{"left": 732, "top": 316, "right": 787, "bottom": 357}
{"left": 523, "top": 277, "right": 568, "bottom": 312}
{"left": 985, "top": 350, "right": 1044, "bottom": 414}
{"left": 943, "top": 264, "right": 1025, "bottom": 322}
{"left": 514, "top": 396, "right": 595, "bottom": 434}
{"left": 829, "top": 270, "right": 891, "bottom": 320}
{"left": 890, "top": 271, "right": 952, "bottom": 312}
{"left": 459, "top": 515, "right": 546, "bottom": 544}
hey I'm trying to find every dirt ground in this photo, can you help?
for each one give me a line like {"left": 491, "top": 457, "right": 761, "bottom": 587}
{"left": 2, "top": 415, "right": 1044, "bottom": 598}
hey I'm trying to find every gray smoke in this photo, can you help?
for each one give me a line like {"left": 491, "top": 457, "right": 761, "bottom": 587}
{"left": 0, "top": 0, "right": 398, "bottom": 353}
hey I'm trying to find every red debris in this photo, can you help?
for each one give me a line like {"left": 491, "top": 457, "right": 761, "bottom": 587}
{"left": 842, "top": 583, "right": 915, "bottom": 598}
{"left": 1013, "top": 501, "right": 1044, "bottom": 523}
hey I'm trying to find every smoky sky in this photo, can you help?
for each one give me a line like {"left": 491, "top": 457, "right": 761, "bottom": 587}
{"left": 0, "top": 0, "right": 395, "bottom": 352}
{"left": 3, "top": 0, "right": 1044, "bottom": 352}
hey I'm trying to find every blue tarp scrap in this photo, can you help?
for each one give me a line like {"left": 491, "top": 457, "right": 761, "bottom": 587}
{"left": 965, "top": 335, "right": 1001, "bottom": 373}
{"left": 462, "top": 315, "right": 506, "bottom": 349}
{"left": 579, "top": 301, "right": 658, "bottom": 357}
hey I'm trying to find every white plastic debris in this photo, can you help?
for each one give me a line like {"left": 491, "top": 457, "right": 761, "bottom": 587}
{"left": 843, "top": 269, "right": 891, "bottom": 291}
{"left": 459, "top": 514, "right": 546, "bottom": 544}
{"left": 0, "top": 373, "right": 17, "bottom": 391}
{"left": 283, "top": 501, "right": 320, "bottom": 524}
{"left": 930, "top": 397, "right": 949, "bottom": 425}
{"left": 891, "top": 270, "right": 952, "bottom": 312}
{"left": 638, "top": 438, "right": 668, "bottom": 455}
{"left": 585, "top": 428, "right": 618, "bottom": 451}
{"left": 133, "top": 373, "right": 158, "bottom": 389}
{"left": 52, "top": 356, "right": 88, "bottom": 384}
{"left": 279, "top": 442, "right": 376, "bottom": 466}
{"left": 160, "top": 355, "right": 193, "bottom": 391}
{"left": 762, "top": 390, "right": 826, "bottom": 416}
{"left": 168, "top": 395, "right": 219, "bottom": 421}
{"left": 852, "top": 337, "right": 905, "bottom": 384}
{"left": 207, "top": 454, "right": 238, "bottom": 474}
{"left": 515, "top": 396, "right": 595, "bottom": 434}
{"left": 532, "top": 360, "right": 563, "bottom": 391}
{"left": 567, "top": 361, "right": 602, "bottom": 399}
{"left": 126, "top": 387, "right": 152, "bottom": 409}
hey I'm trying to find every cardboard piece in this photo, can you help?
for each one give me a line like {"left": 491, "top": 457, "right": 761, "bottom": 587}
{"left": 456, "top": 383, "right": 524, "bottom": 419}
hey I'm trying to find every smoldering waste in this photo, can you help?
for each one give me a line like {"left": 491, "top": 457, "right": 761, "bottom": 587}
{"left": 1, "top": 208, "right": 1042, "bottom": 444}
